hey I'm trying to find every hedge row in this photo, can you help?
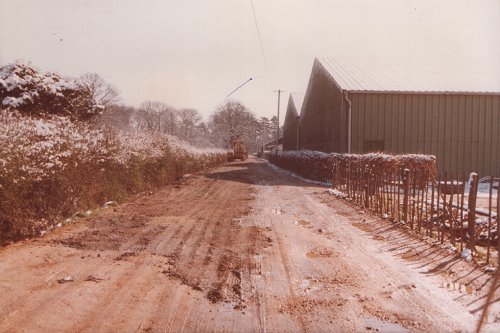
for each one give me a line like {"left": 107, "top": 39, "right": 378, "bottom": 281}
{"left": 266, "top": 150, "right": 436, "bottom": 183}
{"left": 0, "top": 111, "right": 227, "bottom": 245}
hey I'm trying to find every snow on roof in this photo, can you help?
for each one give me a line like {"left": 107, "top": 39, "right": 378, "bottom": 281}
{"left": 317, "top": 57, "right": 500, "bottom": 95}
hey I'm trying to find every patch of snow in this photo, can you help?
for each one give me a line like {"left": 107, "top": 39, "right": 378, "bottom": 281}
{"left": 328, "top": 189, "right": 347, "bottom": 198}
{"left": 266, "top": 161, "right": 331, "bottom": 186}
{"left": 484, "top": 266, "right": 496, "bottom": 273}
{"left": 461, "top": 249, "right": 472, "bottom": 261}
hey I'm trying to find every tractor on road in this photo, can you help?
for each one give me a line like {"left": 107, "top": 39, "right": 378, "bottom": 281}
{"left": 227, "top": 139, "right": 248, "bottom": 162}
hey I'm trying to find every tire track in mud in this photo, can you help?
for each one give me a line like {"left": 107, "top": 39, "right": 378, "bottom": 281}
{"left": 158, "top": 181, "right": 246, "bottom": 296}
{"left": 272, "top": 227, "right": 308, "bottom": 333}
{"left": 167, "top": 182, "right": 255, "bottom": 306}
{"left": 149, "top": 171, "right": 263, "bottom": 331}
{"left": 70, "top": 258, "right": 159, "bottom": 333}
{"left": 2, "top": 164, "right": 263, "bottom": 333}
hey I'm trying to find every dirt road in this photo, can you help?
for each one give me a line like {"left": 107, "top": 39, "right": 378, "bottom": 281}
{"left": 0, "top": 158, "right": 498, "bottom": 332}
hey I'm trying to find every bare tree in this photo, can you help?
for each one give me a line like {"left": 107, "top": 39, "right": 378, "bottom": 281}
{"left": 256, "top": 116, "right": 275, "bottom": 145}
{"left": 209, "top": 100, "right": 257, "bottom": 148}
{"left": 80, "top": 73, "right": 120, "bottom": 107}
{"left": 95, "top": 104, "right": 135, "bottom": 130}
{"left": 134, "top": 101, "right": 178, "bottom": 134}
{"left": 178, "top": 108, "right": 202, "bottom": 141}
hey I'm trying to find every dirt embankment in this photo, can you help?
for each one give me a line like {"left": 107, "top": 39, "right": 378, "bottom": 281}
{"left": 0, "top": 158, "right": 498, "bottom": 333}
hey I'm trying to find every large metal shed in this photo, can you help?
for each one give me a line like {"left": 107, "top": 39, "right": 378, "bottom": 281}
{"left": 290, "top": 57, "right": 500, "bottom": 176}
{"left": 282, "top": 93, "right": 304, "bottom": 151}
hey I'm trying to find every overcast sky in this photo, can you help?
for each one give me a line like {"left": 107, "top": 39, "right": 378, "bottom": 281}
{"left": 1, "top": 0, "right": 499, "bottom": 122}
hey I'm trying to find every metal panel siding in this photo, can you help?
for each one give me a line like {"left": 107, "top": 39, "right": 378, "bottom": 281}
{"left": 364, "top": 94, "right": 373, "bottom": 144}
{"left": 430, "top": 95, "right": 440, "bottom": 157}
{"left": 398, "top": 95, "right": 406, "bottom": 152}
{"left": 351, "top": 93, "right": 360, "bottom": 153}
{"left": 378, "top": 94, "right": 385, "bottom": 141}
{"left": 283, "top": 95, "right": 299, "bottom": 151}
{"left": 491, "top": 96, "right": 500, "bottom": 175}
{"left": 353, "top": 94, "right": 361, "bottom": 152}
{"left": 436, "top": 96, "right": 445, "bottom": 172}
{"left": 484, "top": 97, "right": 492, "bottom": 175}
{"left": 404, "top": 96, "right": 412, "bottom": 152}
{"left": 299, "top": 62, "right": 347, "bottom": 153}
{"left": 477, "top": 96, "right": 485, "bottom": 174}
{"left": 357, "top": 93, "right": 366, "bottom": 152}
{"left": 301, "top": 61, "right": 500, "bottom": 176}
{"left": 424, "top": 96, "right": 432, "bottom": 153}
{"left": 450, "top": 96, "right": 458, "bottom": 172}
{"left": 419, "top": 95, "right": 425, "bottom": 152}
{"left": 458, "top": 95, "right": 467, "bottom": 173}
{"left": 347, "top": 93, "right": 500, "bottom": 176}
{"left": 388, "top": 94, "right": 397, "bottom": 151}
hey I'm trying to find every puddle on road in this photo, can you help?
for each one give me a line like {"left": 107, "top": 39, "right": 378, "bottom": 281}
{"left": 364, "top": 317, "right": 409, "bottom": 333}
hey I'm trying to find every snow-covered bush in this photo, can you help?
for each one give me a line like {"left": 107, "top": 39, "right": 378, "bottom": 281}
{"left": 0, "top": 62, "right": 101, "bottom": 121}
{"left": 0, "top": 110, "right": 226, "bottom": 244}
{"left": 266, "top": 150, "right": 334, "bottom": 182}
{"left": 266, "top": 150, "right": 436, "bottom": 183}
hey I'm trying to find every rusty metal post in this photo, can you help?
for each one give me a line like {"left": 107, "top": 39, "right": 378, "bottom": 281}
{"left": 467, "top": 173, "right": 479, "bottom": 254}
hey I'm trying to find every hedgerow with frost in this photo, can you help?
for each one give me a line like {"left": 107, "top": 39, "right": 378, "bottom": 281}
{"left": 0, "top": 110, "right": 227, "bottom": 244}
{"left": 0, "top": 62, "right": 102, "bottom": 120}
{"left": 266, "top": 150, "right": 436, "bottom": 182}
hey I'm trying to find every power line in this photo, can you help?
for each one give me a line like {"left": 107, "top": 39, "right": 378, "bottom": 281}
{"left": 250, "top": 0, "right": 267, "bottom": 69}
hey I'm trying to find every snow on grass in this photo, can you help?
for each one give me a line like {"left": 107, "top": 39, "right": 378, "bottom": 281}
{"left": 328, "top": 189, "right": 347, "bottom": 198}
{"left": 266, "top": 160, "right": 331, "bottom": 186}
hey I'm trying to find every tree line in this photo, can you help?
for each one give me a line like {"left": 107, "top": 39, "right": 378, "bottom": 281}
{"left": 0, "top": 62, "right": 280, "bottom": 151}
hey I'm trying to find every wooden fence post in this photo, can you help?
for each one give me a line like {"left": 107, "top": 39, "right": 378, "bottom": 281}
{"left": 364, "top": 166, "right": 370, "bottom": 209}
{"left": 467, "top": 173, "right": 478, "bottom": 254}
{"left": 403, "top": 169, "right": 410, "bottom": 226}
{"left": 497, "top": 181, "right": 500, "bottom": 265}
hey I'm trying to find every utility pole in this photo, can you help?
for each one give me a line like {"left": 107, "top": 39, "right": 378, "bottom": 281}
{"left": 273, "top": 89, "right": 283, "bottom": 152}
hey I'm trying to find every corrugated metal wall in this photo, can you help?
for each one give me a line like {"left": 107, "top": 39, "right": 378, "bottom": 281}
{"left": 283, "top": 96, "right": 299, "bottom": 150}
{"left": 299, "top": 62, "right": 348, "bottom": 153}
{"left": 351, "top": 93, "right": 500, "bottom": 177}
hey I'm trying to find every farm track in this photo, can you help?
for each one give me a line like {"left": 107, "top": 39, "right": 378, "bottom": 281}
{"left": 0, "top": 158, "right": 498, "bottom": 332}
